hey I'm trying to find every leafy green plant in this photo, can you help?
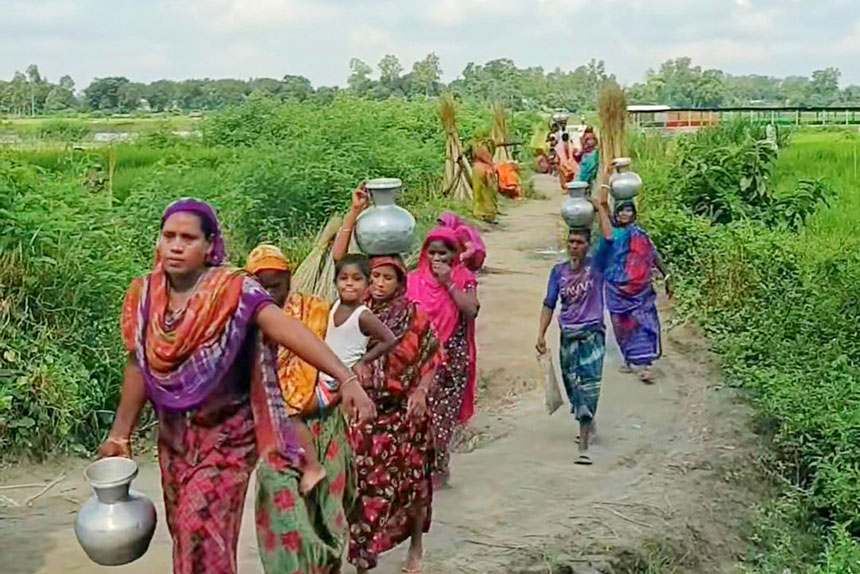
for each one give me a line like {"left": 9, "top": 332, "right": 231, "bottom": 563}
{"left": 636, "top": 126, "right": 860, "bottom": 571}
{"left": 0, "top": 98, "right": 478, "bottom": 456}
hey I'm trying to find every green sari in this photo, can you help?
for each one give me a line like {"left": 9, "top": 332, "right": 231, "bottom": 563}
{"left": 255, "top": 410, "right": 355, "bottom": 573}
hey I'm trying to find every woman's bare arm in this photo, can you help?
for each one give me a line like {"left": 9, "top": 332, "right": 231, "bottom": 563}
{"left": 100, "top": 355, "right": 147, "bottom": 457}
{"left": 357, "top": 310, "right": 397, "bottom": 364}
{"left": 332, "top": 187, "right": 368, "bottom": 262}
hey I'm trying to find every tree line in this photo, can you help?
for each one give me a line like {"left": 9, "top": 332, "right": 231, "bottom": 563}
{"left": 2, "top": 55, "right": 857, "bottom": 116}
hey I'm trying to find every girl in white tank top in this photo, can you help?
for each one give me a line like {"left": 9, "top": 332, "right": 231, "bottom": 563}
{"left": 320, "top": 254, "right": 396, "bottom": 384}
{"left": 296, "top": 255, "right": 396, "bottom": 495}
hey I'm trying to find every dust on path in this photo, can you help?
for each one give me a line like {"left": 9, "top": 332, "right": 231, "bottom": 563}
{"left": 0, "top": 175, "right": 760, "bottom": 574}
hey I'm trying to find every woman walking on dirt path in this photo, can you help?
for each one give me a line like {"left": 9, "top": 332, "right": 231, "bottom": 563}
{"left": 245, "top": 244, "right": 365, "bottom": 573}
{"left": 556, "top": 132, "right": 580, "bottom": 190}
{"left": 333, "top": 189, "right": 442, "bottom": 572}
{"left": 471, "top": 143, "right": 499, "bottom": 224}
{"left": 347, "top": 256, "right": 440, "bottom": 574}
{"left": 99, "top": 201, "right": 374, "bottom": 574}
{"left": 408, "top": 228, "right": 480, "bottom": 488}
{"left": 536, "top": 185, "right": 613, "bottom": 465}
{"left": 575, "top": 128, "right": 599, "bottom": 188}
{"left": 604, "top": 200, "right": 671, "bottom": 384}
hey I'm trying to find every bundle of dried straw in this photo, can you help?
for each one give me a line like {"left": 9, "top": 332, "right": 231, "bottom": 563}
{"left": 440, "top": 93, "right": 473, "bottom": 201}
{"left": 290, "top": 215, "right": 342, "bottom": 302}
{"left": 598, "top": 82, "right": 628, "bottom": 185}
{"left": 492, "top": 103, "right": 512, "bottom": 164}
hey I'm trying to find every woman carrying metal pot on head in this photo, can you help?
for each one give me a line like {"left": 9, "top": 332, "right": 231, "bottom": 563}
{"left": 332, "top": 183, "right": 442, "bottom": 573}
{"left": 602, "top": 197, "right": 671, "bottom": 384}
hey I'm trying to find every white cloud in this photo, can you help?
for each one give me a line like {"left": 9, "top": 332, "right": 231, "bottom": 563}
{"left": 0, "top": 0, "right": 859, "bottom": 88}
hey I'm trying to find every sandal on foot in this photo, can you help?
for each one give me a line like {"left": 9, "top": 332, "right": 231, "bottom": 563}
{"left": 619, "top": 363, "right": 633, "bottom": 374}
{"left": 575, "top": 453, "right": 593, "bottom": 465}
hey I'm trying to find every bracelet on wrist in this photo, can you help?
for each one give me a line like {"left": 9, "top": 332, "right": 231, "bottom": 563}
{"left": 342, "top": 374, "right": 359, "bottom": 387}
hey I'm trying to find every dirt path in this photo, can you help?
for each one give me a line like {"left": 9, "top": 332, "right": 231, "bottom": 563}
{"left": 0, "top": 175, "right": 759, "bottom": 574}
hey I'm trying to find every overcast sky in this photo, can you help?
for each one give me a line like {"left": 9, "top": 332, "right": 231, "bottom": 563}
{"left": 2, "top": 0, "right": 860, "bottom": 88}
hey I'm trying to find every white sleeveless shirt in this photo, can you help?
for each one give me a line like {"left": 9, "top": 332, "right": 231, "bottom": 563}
{"left": 321, "top": 301, "right": 370, "bottom": 380}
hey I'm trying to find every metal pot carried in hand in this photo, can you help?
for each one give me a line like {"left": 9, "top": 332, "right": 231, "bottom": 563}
{"left": 561, "top": 181, "right": 595, "bottom": 229}
{"left": 75, "top": 457, "right": 157, "bottom": 566}
{"left": 354, "top": 178, "right": 416, "bottom": 256}
{"left": 608, "top": 157, "right": 642, "bottom": 201}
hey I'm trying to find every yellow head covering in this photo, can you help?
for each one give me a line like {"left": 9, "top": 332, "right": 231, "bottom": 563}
{"left": 245, "top": 244, "right": 291, "bottom": 274}
{"left": 246, "top": 243, "right": 328, "bottom": 415}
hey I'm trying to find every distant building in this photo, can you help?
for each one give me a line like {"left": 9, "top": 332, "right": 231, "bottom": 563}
{"left": 628, "top": 105, "right": 860, "bottom": 131}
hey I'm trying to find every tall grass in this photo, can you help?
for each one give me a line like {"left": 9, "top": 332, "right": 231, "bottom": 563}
{"left": 0, "top": 95, "right": 485, "bottom": 456}
{"left": 635, "top": 125, "right": 860, "bottom": 572}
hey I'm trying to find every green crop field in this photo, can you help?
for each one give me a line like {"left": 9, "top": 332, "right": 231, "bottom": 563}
{"left": 635, "top": 124, "right": 860, "bottom": 572}
{"left": 0, "top": 96, "right": 536, "bottom": 457}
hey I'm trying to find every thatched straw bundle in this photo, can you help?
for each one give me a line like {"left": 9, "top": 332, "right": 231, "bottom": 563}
{"left": 597, "top": 82, "right": 628, "bottom": 184}
{"left": 440, "top": 93, "right": 473, "bottom": 201}
{"left": 290, "top": 215, "right": 342, "bottom": 302}
{"left": 492, "top": 103, "right": 512, "bottom": 163}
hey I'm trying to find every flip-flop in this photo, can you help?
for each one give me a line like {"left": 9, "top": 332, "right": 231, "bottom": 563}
{"left": 639, "top": 369, "right": 655, "bottom": 385}
{"left": 575, "top": 453, "right": 593, "bottom": 465}
{"left": 402, "top": 563, "right": 423, "bottom": 574}
{"left": 618, "top": 363, "right": 633, "bottom": 374}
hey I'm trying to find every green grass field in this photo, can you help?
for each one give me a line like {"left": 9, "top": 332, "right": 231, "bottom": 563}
{"left": 636, "top": 126, "right": 860, "bottom": 573}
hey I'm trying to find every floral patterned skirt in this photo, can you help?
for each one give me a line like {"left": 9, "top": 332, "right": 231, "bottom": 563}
{"left": 429, "top": 325, "right": 470, "bottom": 477}
{"left": 347, "top": 402, "right": 433, "bottom": 570}
{"left": 158, "top": 404, "right": 258, "bottom": 574}
{"left": 255, "top": 410, "right": 355, "bottom": 574}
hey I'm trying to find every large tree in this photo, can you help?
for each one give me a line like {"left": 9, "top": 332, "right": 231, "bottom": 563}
{"left": 282, "top": 75, "right": 313, "bottom": 102}
{"left": 411, "top": 53, "right": 442, "bottom": 97}
{"left": 808, "top": 67, "right": 841, "bottom": 106}
{"left": 347, "top": 58, "right": 374, "bottom": 96}
{"left": 44, "top": 75, "right": 78, "bottom": 112}
{"left": 378, "top": 54, "right": 403, "bottom": 89}
{"left": 84, "top": 76, "right": 131, "bottom": 111}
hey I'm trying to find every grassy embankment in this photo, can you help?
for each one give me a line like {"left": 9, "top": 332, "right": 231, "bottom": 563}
{"left": 636, "top": 125, "right": 860, "bottom": 572}
{"left": 0, "top": 96, "right": 533, "bottom": 456}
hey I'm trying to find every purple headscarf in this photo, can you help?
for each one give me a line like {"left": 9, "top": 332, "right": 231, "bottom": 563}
{"left": 161, "top": 198, "right": 227, "bottom": 265}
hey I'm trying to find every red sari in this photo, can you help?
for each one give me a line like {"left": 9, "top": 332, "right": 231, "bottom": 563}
{"left": 348, "top": 258, "right": 440, "bottom": 570}
{"left": 556, "top": 141, "right": 579, "bottom": 190}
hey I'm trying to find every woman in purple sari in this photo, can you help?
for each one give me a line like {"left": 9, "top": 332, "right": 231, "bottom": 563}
{"left": 99, "top": 199, "right": 374, "bottom": 574}
{"left": 603, "top": 200, "right": 671, "bottom": 383}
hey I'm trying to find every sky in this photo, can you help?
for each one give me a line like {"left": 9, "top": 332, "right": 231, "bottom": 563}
{"left": 2, "top": 0, "right": 860, "bottom": 89}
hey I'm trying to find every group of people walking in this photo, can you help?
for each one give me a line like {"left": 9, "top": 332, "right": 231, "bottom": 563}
{"left": 553, "top": 126, "right": 600, "bottom": 190}
{"left": 537, "top": 168, "right": 670, "bottom": 464}
{"left": 100, "top": 193, "right": 485, "bottom": 573}
{"left": 98, "top": 143, "right": 669, "bottom": 572}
